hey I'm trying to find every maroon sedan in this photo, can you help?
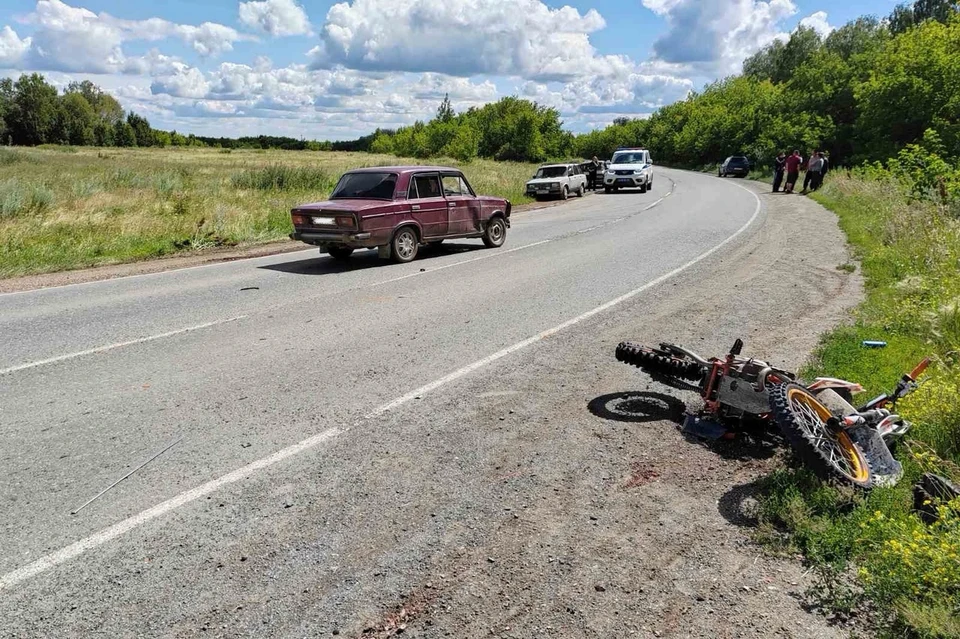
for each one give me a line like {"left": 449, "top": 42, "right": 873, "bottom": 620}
{"left": 290, "top": 166, "right": 512, "bottom": 263}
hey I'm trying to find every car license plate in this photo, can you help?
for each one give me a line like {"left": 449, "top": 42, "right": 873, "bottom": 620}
{"left": 617, "top": 178, "right": 632, "bottom": 184}
{"left": 537, "top": 189, "right": 549, "bottom": 194}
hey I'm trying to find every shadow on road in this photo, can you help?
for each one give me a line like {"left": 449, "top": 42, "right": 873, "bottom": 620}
{"left": 717, "top": 479, "right": 763, "bottom": 528}
{"left": 258, "top": 242, "right": 486, "bottom": 276}
{"left": 587, "top": 391, "right": 687, "bottom": 425}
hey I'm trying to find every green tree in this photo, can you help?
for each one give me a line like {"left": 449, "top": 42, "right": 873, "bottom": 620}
{"left": 441, "top": 123, "right": 480, "bottom": 161}
{"left": 9, "top": 73, "right": 60, "bottom": 145}
{"left": 436, "top": 93, "right": 454, "bottom": 123}
{"left": 0, "top": 77, "right": 13, "bottom": 143}
{"left": 855, "top": 14, "right": 960, "bottom": 159}
{"left": 58, "top": 92, "right": 96, "bottom": 146}
{"left": 65, "top": 80, "right": 124, "bottom": 124}
{"left": 115, "top": 120, "right": 137, "bottom": 147}
{"left": 126, "top": 112, "right": 154, "bottom": 147}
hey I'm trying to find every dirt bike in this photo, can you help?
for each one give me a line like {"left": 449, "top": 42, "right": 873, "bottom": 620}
{"left": 614, "top": 338, "right": 930, "bottom": 489}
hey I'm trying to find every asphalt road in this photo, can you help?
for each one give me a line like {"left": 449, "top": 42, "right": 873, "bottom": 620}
{"left": 1, "top": 168, "right": 851, "bottom": 637}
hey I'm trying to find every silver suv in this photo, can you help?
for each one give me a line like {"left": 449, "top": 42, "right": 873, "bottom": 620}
{"left": 603, "top": 148, "right": 654, "bottom": 193}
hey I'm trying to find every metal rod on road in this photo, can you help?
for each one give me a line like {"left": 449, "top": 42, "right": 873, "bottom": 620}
{"left": 71, "top": 436, "right": 184, "bottom": 515}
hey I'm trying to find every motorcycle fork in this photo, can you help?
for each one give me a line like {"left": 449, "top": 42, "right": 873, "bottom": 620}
{"left": 702, "top": 359, "right": 728, "bottom": 414}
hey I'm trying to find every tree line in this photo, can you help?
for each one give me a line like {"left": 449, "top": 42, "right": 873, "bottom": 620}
{"left": 1, "top": 0, "right": 956, "bottom": 168}
{"left": 572, "top": 0, "right": 959, "bottom": 168}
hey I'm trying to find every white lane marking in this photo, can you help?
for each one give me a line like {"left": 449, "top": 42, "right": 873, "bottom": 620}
{"left": 0, "top": 428, "right": 344, "bottom": 591}
{"left": 0, "top": 179, "right": 678, "bottom": 376}
{"left": 0, "top": 316, "right": 247, "bottom": 376}
{"left": 0, "top": 180, "right": 759, "bottom": 591}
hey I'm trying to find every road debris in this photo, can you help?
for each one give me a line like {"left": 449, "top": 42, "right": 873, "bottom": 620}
{"left": 71, "top": 436, "right": 184, "bottom": 515}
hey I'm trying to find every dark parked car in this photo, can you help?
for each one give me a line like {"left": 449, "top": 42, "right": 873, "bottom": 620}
{"left": 290, "top": 166, "right": 511, "bottom": 263}
{"left": 719, "top": 156, "right": 751, "bottom": 178}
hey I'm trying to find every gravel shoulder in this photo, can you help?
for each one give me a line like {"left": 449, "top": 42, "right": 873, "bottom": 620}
{"left": 343, "top": 182, "right": 864, "bottom": 638}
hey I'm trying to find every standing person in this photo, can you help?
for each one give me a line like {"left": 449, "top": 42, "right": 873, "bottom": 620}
{"left": 805, "top": 152, "right": 824, "bottom": 193}
{"left": 801, "top": 149, "right": 819, "bottom": 193}
{"left": 783, "top": 150, "right": 802, "bottom": 193}
{"left": 772, "top": 152, "right": 786, "bottom": 192}
{"left": 589, "top": 156, "right": 601, "bottom": 191}
{"left": 820, "top": 151, "right": 830, "bottom": 181}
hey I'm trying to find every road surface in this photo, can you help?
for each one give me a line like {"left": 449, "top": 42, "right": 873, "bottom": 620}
{"left": 0, "top": 169, "right": 860, "bottom": 637}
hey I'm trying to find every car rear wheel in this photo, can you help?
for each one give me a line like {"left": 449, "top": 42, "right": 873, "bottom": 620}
{"left": 391, "top": 227, "right": 419, "bottom": 263}
{"left": 482, "top": 216, "right": 507, "bottom": 248}
{"left": 327, "top": 246, "right": 354, "bottom": 261}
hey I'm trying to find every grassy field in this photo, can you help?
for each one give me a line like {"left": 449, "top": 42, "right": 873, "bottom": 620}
{"left": 755, "top": 172, "right": 960, "bottom": 637}
{"left": 0, "top": 146, "right": 538, "bottom": 278}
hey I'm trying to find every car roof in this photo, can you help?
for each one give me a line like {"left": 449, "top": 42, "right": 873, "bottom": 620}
{"left": 345, "top": 165, "right": 461, "bottom": 174}
{"left": 538, "top": 163, "right": 575, "bottom": 168}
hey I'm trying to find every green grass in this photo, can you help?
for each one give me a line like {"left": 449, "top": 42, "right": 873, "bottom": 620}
{"left": 756, "top": 172, "right": 960, "bottom": 637}
{"left": 0, "top": 147, "right": 538, "bottom": 278}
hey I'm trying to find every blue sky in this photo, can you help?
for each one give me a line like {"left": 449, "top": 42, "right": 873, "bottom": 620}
{"left": 0, "top": 0, "right": 902, "bottom": 140}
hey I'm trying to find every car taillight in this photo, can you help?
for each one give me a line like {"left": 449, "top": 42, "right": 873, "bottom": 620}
{"left": 291, "top": 214, "right": 307, "bottom": 226}
{"left": 336, "top": 215, "right": 356, "bottom": 229}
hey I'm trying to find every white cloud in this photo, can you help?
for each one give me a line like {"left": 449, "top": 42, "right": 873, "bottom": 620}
{"left": 310, "top": 0, "right": 621, "bottom": 82}
{"left": 9, "top": 0, "right": 243, "bottom": 74}
{"left": 239, "top": 0, "right": 312, "bottom": 36}
{"left": 0, "top": 26, "right": 31, "bottom": 66}
{"left": 642, "top": 0, "right": 798, "bottom": 73}
{"left": 799, "top": 11, "right": 834, "bottom": 37}
{"left": 150, "top": 64, "right": 211, "bottom": 98}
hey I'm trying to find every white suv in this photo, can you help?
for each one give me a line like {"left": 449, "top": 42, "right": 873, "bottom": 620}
{"left": 603, "top": 148, "right": 654, "bottom": 193}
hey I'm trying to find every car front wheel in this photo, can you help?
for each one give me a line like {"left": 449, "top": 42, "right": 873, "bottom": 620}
{"left": 482, "top": 217, "right": 507, "bottom": 248}
{"left": 561, "top": 185, "right": 569, "bottom": 200}
{"left": 577, "top": 184, "right": 585, "bottom": 197}
{"left": 391, "top": 227, "right": 419, "bottom": 263}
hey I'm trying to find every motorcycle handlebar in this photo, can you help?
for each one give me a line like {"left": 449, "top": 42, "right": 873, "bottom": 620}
{"left": 909, "top": 357, "right": 931, "bottom": 381}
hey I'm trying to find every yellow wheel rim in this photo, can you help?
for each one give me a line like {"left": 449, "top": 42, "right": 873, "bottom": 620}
{"left": 787, "top": 387, "right": 869, "bottom": 483}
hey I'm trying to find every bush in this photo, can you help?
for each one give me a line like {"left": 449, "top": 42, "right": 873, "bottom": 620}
{"left": 230, "top": 165, "right": 334, "bottom": 191}
{"left": 0, "top": 179, "right": 55, "bottom": 217}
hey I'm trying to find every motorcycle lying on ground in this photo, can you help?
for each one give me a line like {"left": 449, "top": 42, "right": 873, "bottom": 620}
{"left": 614, "top": 338, "right": 930, "bottom": 489}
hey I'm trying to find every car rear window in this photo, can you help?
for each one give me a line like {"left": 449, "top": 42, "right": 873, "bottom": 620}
{"left": 729, "top": 157, "right": 749, "bottom": 164}
{"left": 331, "top": 172, "right": 398, "bottom": 199}
{"left": 535, "top": 166, "right": 568, "bottom": 178}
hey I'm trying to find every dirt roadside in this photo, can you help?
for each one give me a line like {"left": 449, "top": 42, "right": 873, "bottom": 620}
{"left": 0, "top": 197, "right": 577, "bottom": 294}
{"left": 335, "top": 181, "right": 864, "bottom": 638}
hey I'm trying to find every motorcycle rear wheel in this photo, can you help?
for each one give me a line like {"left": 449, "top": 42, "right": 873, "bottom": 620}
{"left": 615, "top": 342, "right": 707, "bottom": 386}
{"left": 769, "top": 383, "right": 874, "bottom": 489}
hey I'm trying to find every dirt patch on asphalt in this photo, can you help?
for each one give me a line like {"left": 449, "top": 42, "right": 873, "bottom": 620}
{"left": 0, "top": 197, "right": 580, "bottom": 294}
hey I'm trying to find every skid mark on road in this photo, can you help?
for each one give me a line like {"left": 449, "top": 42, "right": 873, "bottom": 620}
{"left": 0, "top": 316, "right": 247, "bottom": 376}
{"left": 0, "top": 177, "right": 758, "bottom": 592}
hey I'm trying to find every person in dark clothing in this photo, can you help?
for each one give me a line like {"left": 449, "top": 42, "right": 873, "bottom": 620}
{"left": 772, "top": 152, "right": 786, "bottom": 192}
{"left": 802, "top": 149, "right": 819, "bottom": 193}
{"left": 783, "top": 150, "right": 802, "bottom": 193}
{"left": 588, "top": 156, "right": 602, "bottom": 190}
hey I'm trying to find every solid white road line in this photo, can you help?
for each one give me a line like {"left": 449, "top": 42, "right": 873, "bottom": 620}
{"left": 0, "top": 316, "right": 247, "bottom": 376}
{"left": 0, "top": 180, "right": 760, "bottom": 591}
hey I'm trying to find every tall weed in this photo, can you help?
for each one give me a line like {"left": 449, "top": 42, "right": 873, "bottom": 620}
{"left": 231, "top": 165, "right": 334, "bottom": 191}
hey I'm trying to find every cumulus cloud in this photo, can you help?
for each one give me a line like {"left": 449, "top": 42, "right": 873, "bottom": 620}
{"left": 643, "top": 0, "right": 798, "bottom": 72}
{"left": 0, "top": 26, "right": 32, "bottom": 66}
{"left": 309, "top": 0, "right": 623, "bottom": 82}
{"left": 8, "top": 0, "right": 243, "bottom": 74}
{"left": 239, "top": 0, "right": 311, "bottom": 36}
{"left": 799, "top": 11, "right": 834, "bottom": 37}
